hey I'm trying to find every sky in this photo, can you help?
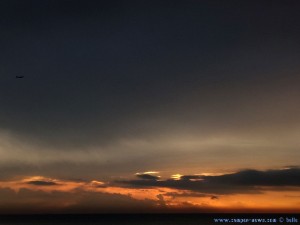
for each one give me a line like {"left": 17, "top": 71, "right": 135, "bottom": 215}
{"left": 0, "top": 0, "right": 300, "bottom": 213}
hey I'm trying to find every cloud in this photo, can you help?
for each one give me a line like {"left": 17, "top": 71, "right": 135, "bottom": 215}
{"left": 204, "top": 167, "right": 300, "bottom": 186}
{"left": 89, "top": 180, "right": 107, "bottom": 188}
{"left": 26, "top": 180, "right": 58, "bottom": 186}
{"left": 117, "top": 167, "right": 300, "bottom": 195}
{"left": 179, "top": 175, "right": 202, "bottom": 181}
{"left": 21, "top": 176, "right": 60, "bottom": 186}
{"left": 0, "top": 187, "right": 158, "bottom": 214}
{"left": 164, "top": 192, "right": 213, "bottom": 199}
{"left": 156, "top": 194, "right": 166, "bottom": 207}
{"left": 136, "top": 173, "right": 160, "bottom": 180}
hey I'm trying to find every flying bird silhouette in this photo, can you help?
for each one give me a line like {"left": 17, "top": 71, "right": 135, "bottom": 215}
{"left": 16, "top": 76, "right": 24, "bottom": 79}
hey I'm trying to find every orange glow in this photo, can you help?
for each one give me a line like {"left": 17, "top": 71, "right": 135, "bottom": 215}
{"left": 0, "top": 176, "right": 299, "bottom": 213}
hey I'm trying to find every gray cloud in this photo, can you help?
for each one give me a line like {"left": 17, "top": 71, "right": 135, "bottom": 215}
{"left": 156, "top": 194, "right": 166, "bottom": 207}
{"left": 203, "top": 167, "right": 300, "bottom": 186}
{"left": 118, "top": 168, "right": 300, "bottom": 195}
{"left": 211, "top": 196, "right": 219, "bottom": 200}
{"left": 179, "top": 175, "right": 202, "bottom": 181}
{"left": 164, "top": 192, "right": 213, "bottom": 199}
{"left": 26, "top": 180, "right": 58, "bottom": 186}
{"left": 136, "top": 174, "right": 160, "bottom": 180}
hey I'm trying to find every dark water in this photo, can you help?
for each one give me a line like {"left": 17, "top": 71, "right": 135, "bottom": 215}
{"left": 0, "top": 214, "right": 299, "bottom": 225}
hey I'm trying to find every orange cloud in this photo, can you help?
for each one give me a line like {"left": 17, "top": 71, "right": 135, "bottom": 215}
{"left": 0, "top": 172, "right": 299, "bottom": 213}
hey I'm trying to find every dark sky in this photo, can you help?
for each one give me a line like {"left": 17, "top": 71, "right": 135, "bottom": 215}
{"left": 0, "top": 0, "right": 300, "bottom": 181}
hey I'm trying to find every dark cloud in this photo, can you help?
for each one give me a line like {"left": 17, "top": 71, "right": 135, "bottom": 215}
{"left": 118, "top": 168, "right": 300, "bottom": 195}
{"left": 211, "top": 196, "right": 219, "bottom": 200}
{"left": 180, "top": 175, "right": 202, "bottom": 180}
{"left": 156, "top": 194, "right": 166, "bottom": 207}
{"left": 164, "top": 192, "right": 213, "bottom": 198}
{"left": 118, "top": 178, "right": 260, "bottom": 195}
{"left": 203, "top": 167, "right": 300, "bottom": 186}
{"left": 26, "top": 180, "right": 58, "bottom": 186}
{"left": 136, "top": 174, "right": 160, "bottom": 180}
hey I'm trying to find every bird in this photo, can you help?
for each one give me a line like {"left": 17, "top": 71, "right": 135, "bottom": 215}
{"left": 16, "top": 76, "right": 24, "bottom": 78}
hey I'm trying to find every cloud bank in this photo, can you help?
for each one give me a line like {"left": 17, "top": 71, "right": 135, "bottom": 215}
{"left": 118, "top": 168, "right": 300, "bottom": 194}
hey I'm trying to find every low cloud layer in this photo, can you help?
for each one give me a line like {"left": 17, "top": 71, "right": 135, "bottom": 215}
{"left": 118, "top": 168, "right": 300, "bottom": 194}
{"left": 0, "top": 167, "right": 299, "bottom": 213}
{"left": 0, "top": 187, "right": 157, "bottom": 214}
